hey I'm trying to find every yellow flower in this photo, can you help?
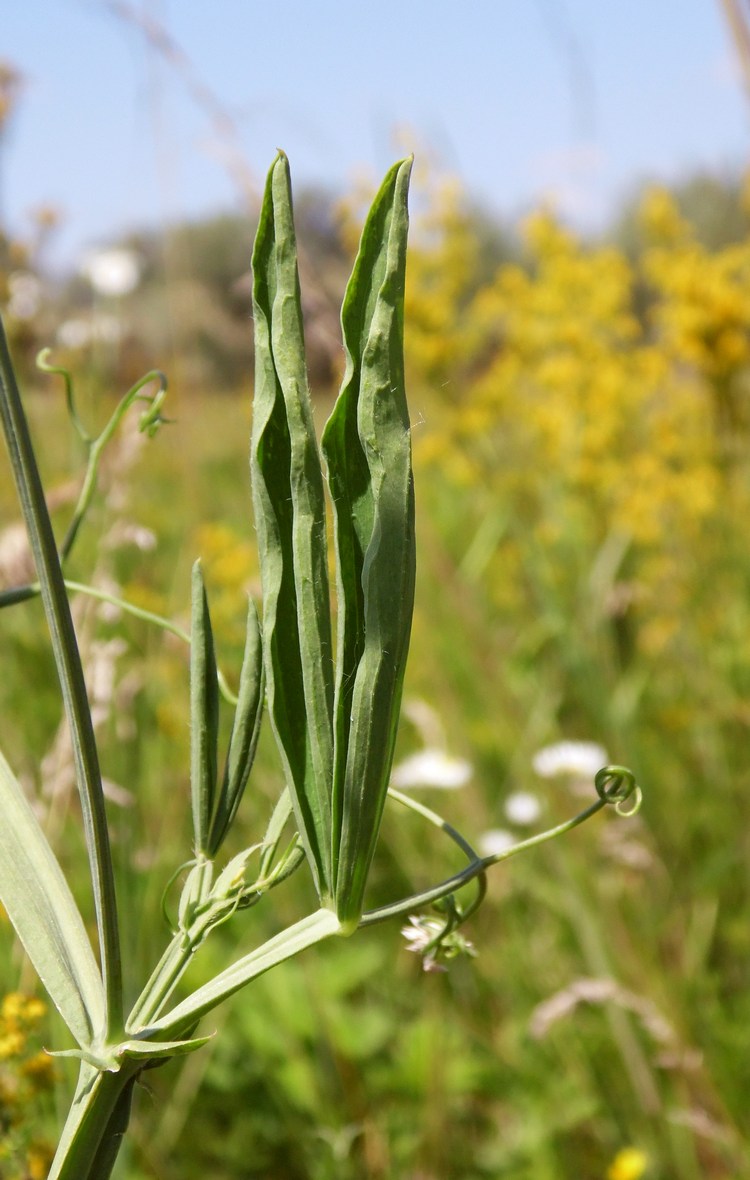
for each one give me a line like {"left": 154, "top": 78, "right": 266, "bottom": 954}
{"left": 27, "top": 1142, "right": 55, "bottom": 1180}
{"left": 607, "top": 1146, "right": 649, "bottom": 1180}
{"left": 1, "top": 992, "right": 27, "bottom": 1023}
{"left": 0, "top": 1030, "right": 26, "bottom": 1060}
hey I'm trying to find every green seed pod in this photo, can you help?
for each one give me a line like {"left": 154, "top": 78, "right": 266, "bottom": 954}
{"left": 250, "top": 153, "right": 413, "bottom": 929}
{"left": 323, "top": 157, "right": 415, "bottom": 932}
{"left": 250, "top": 152, "right": 335, "bottom": 901}
{"left": 207, "top": 599, "right": 264, "bottom": 856}
{"left": 189, "top": 561, "right": 219, "bottom": 856}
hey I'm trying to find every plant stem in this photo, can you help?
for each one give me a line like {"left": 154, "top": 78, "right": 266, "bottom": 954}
{"left": 126, "top": 934, "right": 196, "bottom": 1031}
{"left": 48, "top": 1061, "right": 140, "bottom": 1180}
{"left": 0, "top": 320, "right": 123, "bottom": 1035}
{"left": 0, "top": 578, "right": 239, "bottom": 704}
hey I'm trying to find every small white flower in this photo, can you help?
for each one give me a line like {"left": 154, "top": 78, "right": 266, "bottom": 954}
{"left": 401, "top": 915, "right": 475, "bottom": 973}
{"left": 391, "top": 748, "right": 472, "bottom": 790}
{"left": 478, "top": 828, "right": 516, "bottom": 857}
{"left": 81, "top": 248, "right": 140, "bottom": 297}
{"left": 401, "top": 915, "right": 443, "bottom": 953}
{"left": 504, "top": 790, "right": 542, "bottom": 826}
{"left": 532, "top": 741, "right": 608, "bottom": 780}
{"left": 8, "top": 271, "right": 42, "bottom": 320}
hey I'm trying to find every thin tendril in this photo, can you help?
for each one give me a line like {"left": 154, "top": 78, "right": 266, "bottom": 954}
{"left": 595, "top": 764, "right": 642, "bottom": 817}
{"left": 387, "top": 785, "right": 487, "bottom": 924}
{"left": 361, "top": 765, "right": 642, "bottom": 931}
{"left": 36, "top": 349, "right": 90, "bottom": 442}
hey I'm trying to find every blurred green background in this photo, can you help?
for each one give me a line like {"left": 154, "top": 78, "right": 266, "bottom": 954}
{"left": 4, "top": 8, "right": 750, "bottom": 1179}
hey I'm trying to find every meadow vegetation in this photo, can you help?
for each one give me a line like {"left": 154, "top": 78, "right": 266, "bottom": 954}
{"left": 2, "top": 164, "right": 750, "bottom": 1178}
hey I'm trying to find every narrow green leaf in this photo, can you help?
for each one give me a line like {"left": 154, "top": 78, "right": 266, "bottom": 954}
{"left": 118, "top": 1033, "right": 213, "bottom": 1060}
{"left": 322, "top": 157, "right": 415, "bottom": 931}
{"left": 258, "top": 788, "right": 294, "bottom": 879}
{"left": 139, "top": 908, "right": 341, "bottom": 1041}
{"left": 0, "top": 748, "right": 105, "bottom": 1047}
{"left": 207, "top": 598, "right": 264, "bottom": 855}
{"left": 250, "top": 151, "right": 334, "bottom": 900}
{"left": 0, "top": 317, "right": 122, "bottom": 1031}
{"left": 190, "top": 561, "right": 219, "bottom": 854}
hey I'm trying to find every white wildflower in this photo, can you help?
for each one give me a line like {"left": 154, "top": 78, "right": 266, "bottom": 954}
{"left": 478, "top": 828, "right": 516, "bottom": 857}
{"left": 391, "top": 748, "right": 472, "bottom": 790}
{"left": 401, "top": 916, "right": 447, "bottom": 971}
{"left": 532, "top": 741, "right": 608, "bottom": 780}
{"left": 504, "top": 790, "right": 542, "bottom": 826}
{"left": 401, "top": 915, "right": 444, "bottom": 953}
{"left": 81, "top": 248, "right": 140, "bottom": 297}
{"left": 400, "top": 915, "right": 475, "bottom": 973}
{"left": 8, "top": 271, "right": 42, "bottom": 320}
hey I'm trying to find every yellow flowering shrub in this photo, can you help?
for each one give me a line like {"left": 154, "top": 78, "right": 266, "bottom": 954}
{"left": 0, "top": 993, "right": 55, "bottom": 1179}
{"left": 406, "top": 181, "right": 750, "bottom": 695}
{"left": 403, "top": 178, "right": 485, "bottom": 385}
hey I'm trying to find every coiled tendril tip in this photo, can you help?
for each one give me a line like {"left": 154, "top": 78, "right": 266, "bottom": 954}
{"left": 594, "top": 764, "right": 642, "bottom": 817}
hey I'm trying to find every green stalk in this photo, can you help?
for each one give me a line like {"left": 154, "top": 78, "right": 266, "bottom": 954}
{"left": 139, "top": 908, "right": 341, "bottom": 1041}
{"left": 127, "top": 933, "right": 200, "bottom": 1031}
{"left": 0, "top": 319, "right": 122, "bottom": 1035}
{"left": 48, "top": 1061, "right": 141, "bottom": 1180}
{"left": 58, "top": 368, "right": 166, "bottom": 561}
{"left": 2, "top": 576, "right": 239, "bottom": 702}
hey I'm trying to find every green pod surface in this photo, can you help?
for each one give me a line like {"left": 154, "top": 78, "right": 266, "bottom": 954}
{"left": 322, "top": 157, "right": 415, "bottom": 931}
{"left": 189, "top": 561, "right": 220, "bottom": 855}
{"left": 207, "top": 599, "right": 264, "bottom": 856}
{"left": 250, "top": 152, "right": 335, "bottom": 902}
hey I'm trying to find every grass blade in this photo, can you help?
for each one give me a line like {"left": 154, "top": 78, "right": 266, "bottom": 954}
{"left": 250, "top": 152, "right": 334, "bottom": 901}
{"left": 322, "top": 157, "right": 415, "bottom": 930}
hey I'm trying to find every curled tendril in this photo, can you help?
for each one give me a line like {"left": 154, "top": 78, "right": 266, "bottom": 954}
{"left": 161, "top": 859, "right": 199, "bottom": 932}
{"left": 135, "top": 373, "right": 169, "bottom": 437}
{"left": 594, "top": 764, "right": 642, "bottom": 817}
{"left": 36, "top": 347, "right": 90, "bottom": 441}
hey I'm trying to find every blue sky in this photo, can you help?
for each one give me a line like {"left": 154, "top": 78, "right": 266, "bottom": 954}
{"left": 4, "top": 0, "right": 749, "bottom": 271}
